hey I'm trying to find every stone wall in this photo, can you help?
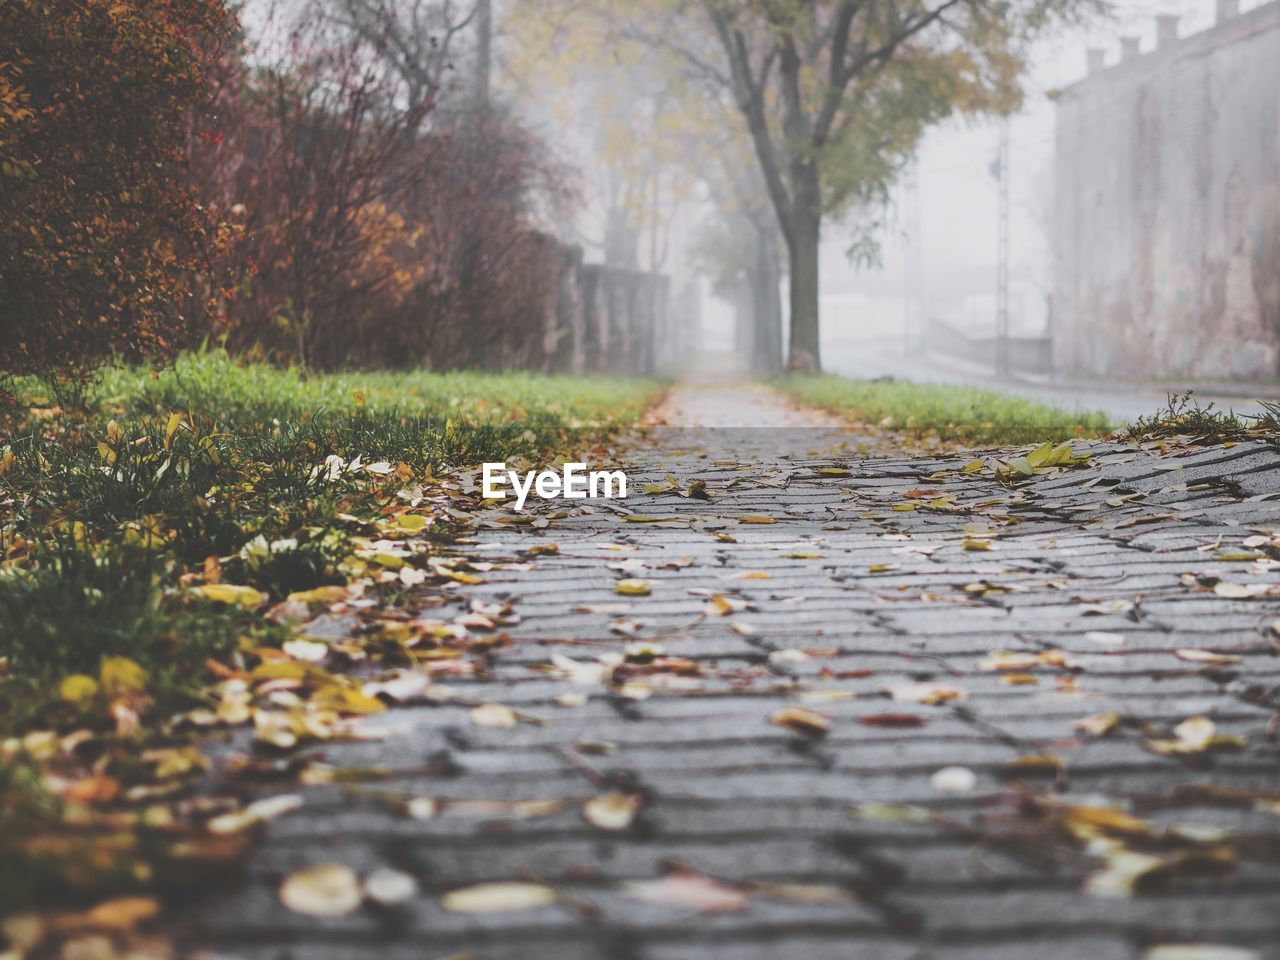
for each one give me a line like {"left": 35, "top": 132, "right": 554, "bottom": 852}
{"left": 1053, "top": 1, "right": 1280, "bottom": 380}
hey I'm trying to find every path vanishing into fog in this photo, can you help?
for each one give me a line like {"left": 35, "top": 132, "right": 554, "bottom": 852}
{"left": 185, "top": 380, "right": 1280, "bottom": 960}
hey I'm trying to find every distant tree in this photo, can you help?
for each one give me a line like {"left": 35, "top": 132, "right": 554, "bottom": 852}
{"left": 0, "top": 0, "right": 234, "bottom": 379}
{"left": 511, "top": 0, "right": 1095, "bottom": 370}
{"left": 197, "top": 1, "right": 573, "bottom": 369}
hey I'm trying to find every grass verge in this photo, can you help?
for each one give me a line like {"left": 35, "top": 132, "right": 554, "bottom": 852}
{"left": 775, "top": 374, "right": 1112, "bottom": 446}
{"left": 0, "top": 351, "right": 660, "bottom": 926}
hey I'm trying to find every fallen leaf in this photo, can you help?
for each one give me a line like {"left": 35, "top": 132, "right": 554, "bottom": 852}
{"left": 60, "top": 674, "right": 99, "bottom": 704}
{"left": 930, "top": 766, "right": 976, "bottom": 793}
{"left": 1175, "top": 649, "right": 1243, "bottom": 666}
{"left": 858, "top": 713, "right": 926, "bottom": 728}
{"left": 891, "top": 682, "right": 966, "bottom": 705}
{"left": 582, "top": 791, "right": 642, "bottom": 831}
{"left": 470, "top": 703, "right": 517, "bottom": 728}
{"left": 771, "top": 707, "right": 831, "bottom": 737}
{"left": 1075, "top": 712, "right": 1122, "bottom": 737}
{"left": 82, "top": 897, "right": 159, "bottom": 932}
{"left": 615, "top": 578, "right": 654, "bottom": 596}
{"left": 364, "top": 868, "right": 418, "bottom": 907}
{"left": 208, "top": 794, "right": 303, "bottom": 834}
{"left": 626, "top": 869, "right": 748, "bottom": 913}
{"left": 99, "top": 656, "right": 148, "bottom": 694}
{"left": 280, "top": 864, "right": 362, "bottom": 917}
{"left": 404, "top": 796, "right": 438, "bottom": 820}
{"left": 196, "top": 583, "right": 267, "bottom": 607}
{"left": 441, "top": 882, "right": 558, "bottom": 913}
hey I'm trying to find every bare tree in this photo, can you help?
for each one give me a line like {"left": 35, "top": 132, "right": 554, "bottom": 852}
{"left": 328, "top": 0, "right": 481, "bottom": 104}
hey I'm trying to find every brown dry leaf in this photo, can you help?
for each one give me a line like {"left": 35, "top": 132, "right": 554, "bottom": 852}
{"left": 81, "top": 897, "right": 160, "bottom": 932}
{"left": 771, "top": 707, "right": 831, "bottom": 737}
{"left": 280, "top": 864, "right": 362, "bottom": 917}
{"left": 1075, "top": 712, "right": 1122, "bottom": 737}
{"left": 582, "top": 790, "right": 642, "bottom": 831}
{"left": 890, "top": 682, "right": 966, "bottom": 705}
{"left": 738, "top": 515, "right": 778, "bottom": 524}
{"left": 1002, "top": 754, "right": 1065, "bottom": 777}
{"left": 977, "top": 651, "right": 1041, "bottom": 672}
{"left": 858, "top": 713, "right": 926, "bottom": 728}
{"left": 626, "top": 869, "right": 749, "bottom": 913}
{"left": 441, "top": 882, "right": 558, "bottom": 913}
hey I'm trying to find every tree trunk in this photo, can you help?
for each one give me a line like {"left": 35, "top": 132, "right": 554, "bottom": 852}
{"left": 786, "top": 207, "right": 821, "bottom": 372}
{"left": 751, "top": 227, "right": 783, "bottom": 372}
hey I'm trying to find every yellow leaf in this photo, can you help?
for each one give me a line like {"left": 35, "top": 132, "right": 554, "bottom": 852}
{"left": 287, "top": 585, "right": 349, "bottom": 605}
{"left": 60, "top": 674, "right": 99, "bottom": 704}
{"left": 615, "top": 578, "right": 653, "bottom": 596}
{"left": 196, "top": 583, "right": 267, "bottom": 607}
{"left": 739, "top": 515, "right": 777, "bottom": 524}
{"left": 395, "top": 513, "right": 428, "bottom": 533}
{"left": 99, "top": 657, "right": 148, "bottom": 694}
{"left": 164, "top": 411, "right": 183, "bottom": 448}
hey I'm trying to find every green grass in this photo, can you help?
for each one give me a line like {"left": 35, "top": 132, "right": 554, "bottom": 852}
{"left": 0, "top": 350, "right": 662, "bottom": 735}
{"left": 1123, "top": 392, "right": 1280, "bottom": 445}
{"left": 775, "top": 374, "right": 1113, "bottom": 446}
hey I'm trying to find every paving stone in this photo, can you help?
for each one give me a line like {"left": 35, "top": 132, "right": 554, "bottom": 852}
{"left": 179, "top": 384, "right": 1280, "bottom": 959}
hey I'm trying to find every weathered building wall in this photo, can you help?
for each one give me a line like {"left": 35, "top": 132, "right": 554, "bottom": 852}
{"left": 1053, "top": 2, "right": 1280, "bottom": 379}
{"left": 535, "top": 247, "right": 694, "bottom": 377}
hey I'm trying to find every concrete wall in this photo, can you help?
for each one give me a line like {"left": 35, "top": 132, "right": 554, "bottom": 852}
{"left": 1053, "top": 1, "right": 1280, "bottom": 380}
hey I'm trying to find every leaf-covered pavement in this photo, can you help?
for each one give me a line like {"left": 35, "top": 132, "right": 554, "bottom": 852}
{"left": 12, "top": 381, "right": 1280, "bottom": 960}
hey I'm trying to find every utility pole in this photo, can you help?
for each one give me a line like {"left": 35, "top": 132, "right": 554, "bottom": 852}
{"left": 995, "top": 114, "right": 1011, "bottom": 377}
{"left": 901, "top": 160, "right": 923, "bottom": 356}
{"left": 476, "top": 0, "right": 492, "bottom": 109}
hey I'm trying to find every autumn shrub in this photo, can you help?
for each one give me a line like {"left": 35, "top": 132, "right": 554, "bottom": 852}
{"left": 398, "top": 111, "right": 571, "bottom": 370}
{"left": 0, "top": 0, "right": 234, "bottom": 379}
{"left": 190, "top": 8, "right": 572, "bottom": 370}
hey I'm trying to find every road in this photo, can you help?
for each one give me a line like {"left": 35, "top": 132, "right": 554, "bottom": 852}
{"left": 823, "top": 337, "right": 1280, "bottom": 425}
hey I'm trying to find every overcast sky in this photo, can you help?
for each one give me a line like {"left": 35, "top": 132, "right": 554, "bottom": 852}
{"left": 822, "top": 0, "right": 1254, "bottom": 325}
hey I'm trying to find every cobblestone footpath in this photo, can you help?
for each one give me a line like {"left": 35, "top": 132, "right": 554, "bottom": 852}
{"left": 183, "top": 383, "right": 1280, "bottom": 960}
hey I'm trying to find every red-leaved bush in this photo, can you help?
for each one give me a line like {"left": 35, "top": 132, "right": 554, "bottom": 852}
{"left": 0, "top": 0, "right": 234, "bottom": 378}
{"left": 194, "top": 8, "right": 573, "bottom": 370}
